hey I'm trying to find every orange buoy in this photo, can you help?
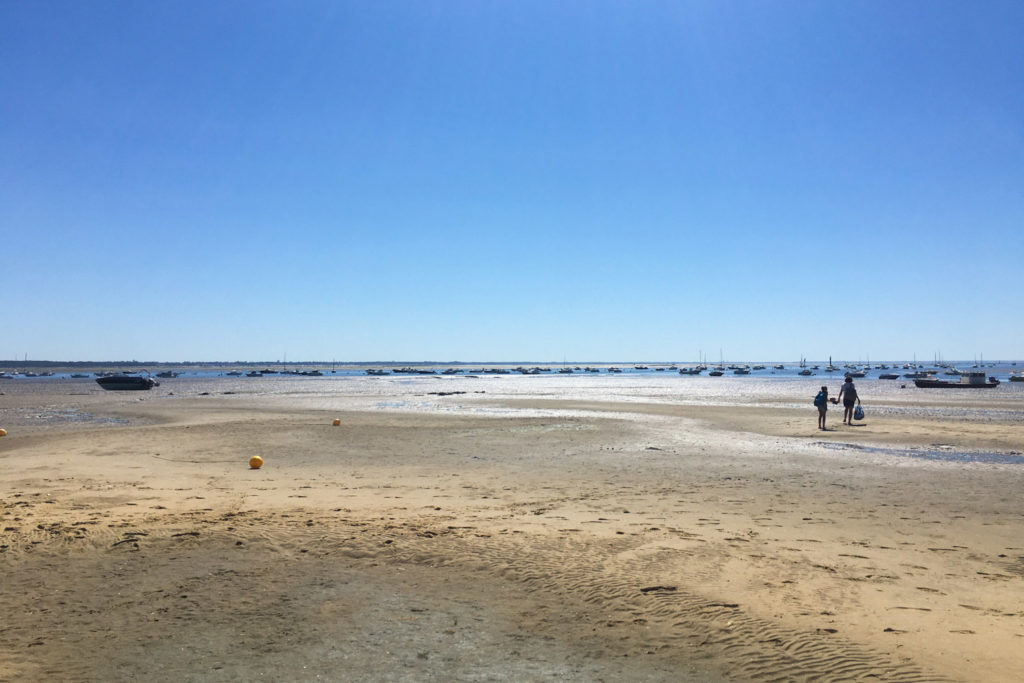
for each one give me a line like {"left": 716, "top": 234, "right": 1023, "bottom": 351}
{"left": 249, "top": 455, "right": 263, "bottom": 469}
{"left": 332, "top": 418, "right": 341, "bottom": 426}
{"left": 0, "top": 428, "right": 6, "bottom": 437}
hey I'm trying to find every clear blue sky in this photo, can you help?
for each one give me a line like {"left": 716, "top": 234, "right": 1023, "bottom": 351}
{"left": 3, "top": 1, "right": 1022, "bottom": 362}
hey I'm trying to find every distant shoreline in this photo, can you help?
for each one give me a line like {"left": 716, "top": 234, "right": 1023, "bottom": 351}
{"left": 2, "top": 359, "right": 1019, "bottom": 370}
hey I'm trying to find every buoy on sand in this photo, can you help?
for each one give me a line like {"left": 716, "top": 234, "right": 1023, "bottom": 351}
{"left": 332, "top": 418, "right": 341, "bottom": 426}
{"left": 0, "top": 428, "right": 6, "bottom": 437}
{"left": 249, "top": 455, "right": 263, "bottom": 469}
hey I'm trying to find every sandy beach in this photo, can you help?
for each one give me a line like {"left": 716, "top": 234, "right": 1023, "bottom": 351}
{"left": 2, "top": 376, "right": 1023, "bottom": 681}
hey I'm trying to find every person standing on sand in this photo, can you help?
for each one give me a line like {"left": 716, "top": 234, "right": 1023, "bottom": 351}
{"left": 838, "top": 376, "right": 860, "bottom": 424}
{"left": 814, "top": 385, "right": 829, "bottom": 430}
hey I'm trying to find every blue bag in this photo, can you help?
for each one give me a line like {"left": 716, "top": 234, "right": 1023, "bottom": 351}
{"left": 853, "top": 404, "right": 864, "bottom": 420}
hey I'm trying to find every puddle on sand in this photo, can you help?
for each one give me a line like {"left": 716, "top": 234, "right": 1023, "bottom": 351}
{"left": 815, "top": 441, "right": 1024, "bottom": 465}
{"left": 8, "top": 407, "right": 130, "bottom": 426}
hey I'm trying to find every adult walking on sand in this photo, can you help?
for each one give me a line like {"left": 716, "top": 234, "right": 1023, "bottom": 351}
{"left": 838, "top": 376, "right": 861, "bottom": 424}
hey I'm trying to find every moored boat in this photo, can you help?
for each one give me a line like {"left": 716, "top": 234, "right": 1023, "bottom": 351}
{"left": 96, "top": 375, "right": 159, "bottom": 391}
{"left": 913, "top": 372, "right": 998, "bottom": 389}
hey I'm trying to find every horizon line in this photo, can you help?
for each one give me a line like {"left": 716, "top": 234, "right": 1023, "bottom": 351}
{"left": 2, "top": 358, "right": 1018, "bottom": 367}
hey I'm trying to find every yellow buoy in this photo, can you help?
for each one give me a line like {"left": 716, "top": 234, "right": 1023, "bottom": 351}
{"left": 249, "top": 455, "right": 263, "bottom": 469}
{"left": 332, "top": 418, "right": 341, "bottom": 426}
{"left": 0, "top": 428, "right": 6, "bottom": 437}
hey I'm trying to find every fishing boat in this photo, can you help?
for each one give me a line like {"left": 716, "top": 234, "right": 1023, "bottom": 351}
{"left": 95, "top": 375, "right": 159, "bottom": 390}
{"left": 913, "top": 372, "right": 998, "bottom": 389}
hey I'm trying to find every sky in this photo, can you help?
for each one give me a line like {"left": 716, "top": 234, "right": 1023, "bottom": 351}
{"left": 2, "top": 1, "right": 1022, "bottom": 363}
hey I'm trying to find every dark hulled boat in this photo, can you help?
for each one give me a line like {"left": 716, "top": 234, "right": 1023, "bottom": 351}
{"left": 913, "top": 372, "right": 998, "bottom": 389}
{"left": 96, "top": 375, "right": 159, "bottom": 391}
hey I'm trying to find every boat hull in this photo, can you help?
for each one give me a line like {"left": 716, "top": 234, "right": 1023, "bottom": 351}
{"left": 913, "top": 379, "right": 997, "bottom": 389}
{"left": 95, "top": 376, "right": 158, "bottom": 391}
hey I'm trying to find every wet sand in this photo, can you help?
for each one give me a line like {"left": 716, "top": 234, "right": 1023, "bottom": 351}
{"left": 2, "top": 381, "right": 1023, "bottom": 681}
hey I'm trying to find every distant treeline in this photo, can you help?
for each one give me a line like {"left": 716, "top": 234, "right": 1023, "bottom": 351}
{"left": 0, "top": 359, "right": 634, "bottom": 368}
{"left": 0, "top": 360, "right": 330, "bottom": 368}
{"left": 0, "top": 360, "right": 483, "bottom": 368}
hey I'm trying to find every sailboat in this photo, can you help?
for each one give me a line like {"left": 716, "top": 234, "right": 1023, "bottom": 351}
{"left": 707, "top": 350, "right": 725, "bottom": 376}
{"left": 798, "top": 356, "right": 813, "bottom": 376}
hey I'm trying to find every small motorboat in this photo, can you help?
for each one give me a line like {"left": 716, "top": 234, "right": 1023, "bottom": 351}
{"left": 96, "top": 375, "right": 159, "bottom": 391}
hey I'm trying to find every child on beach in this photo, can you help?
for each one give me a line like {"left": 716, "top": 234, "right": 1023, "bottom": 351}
{"left": 838, "top": 376, "right": 861, "bottom": 424}
{"left": 814, "top": 386, "right": 829, "bottom": 430}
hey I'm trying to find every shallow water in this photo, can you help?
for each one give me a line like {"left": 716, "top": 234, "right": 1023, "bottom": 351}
{"left": 817, "top": 441, "right": 1024, "bottom": 465}
{"left": 4, "top": 374, "right": 1022, "bottom": 467}
{"left": 5, "top": 372, "right": 1023, "bottom": 419}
